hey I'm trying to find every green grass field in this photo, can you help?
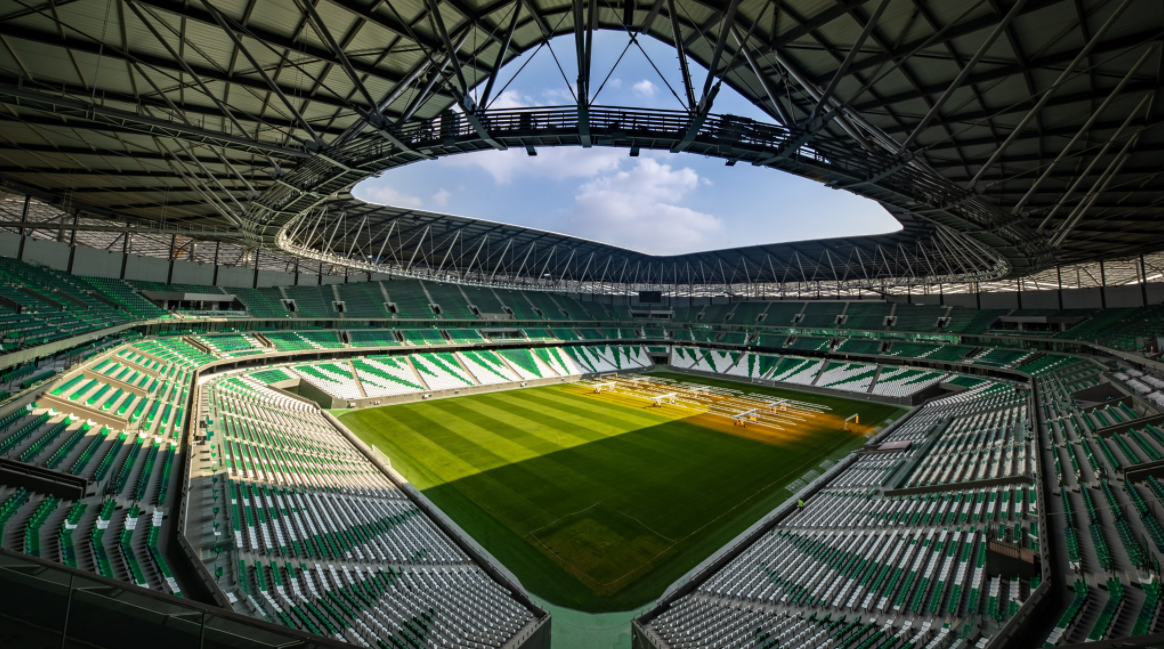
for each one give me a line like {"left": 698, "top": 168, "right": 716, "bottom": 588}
{"left": 339, "top": 371, "right": 906, "bottom": 611}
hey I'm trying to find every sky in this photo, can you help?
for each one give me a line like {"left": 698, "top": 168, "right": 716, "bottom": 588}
{"left": 352, "top": 30, "right": 901, "bottom": 256}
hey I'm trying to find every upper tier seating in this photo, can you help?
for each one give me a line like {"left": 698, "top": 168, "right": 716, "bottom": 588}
{"left": 763, "top": 301, "right": 804, "bottom": 325}
{"left": 399, "top": 329, "right": 446, "bottom": 346}
{"left": 729, "top": 301, "right": 768, "bottom": 324}
{"left": 798, "top": 302, "right": 845, "bottom": 328}
{"left": 232, "top": 288, "right": 291, "bottom": 318}
{"left": 699, "top": 303, "right": 734, "bottom": 324}
{"left": 512, "top": 292, "right": 560, "bottom": 319}
{"left": 893, "top": 304, "right": 948, "bottom": 331}
{"left": 836, "top": 338, "right": 882, "bottom": 355}
{"left": 945, "top": 308, "right": 1007, "bottom": 334}
{"left": 553, "top": 293, "right": 598, "bottom": 320}
{"left": 843, "top": 302, "right": 892, "bottom": 329}
{"left": 335, "top": 282, "right": 391, "bottom": 318}
{"left": 787, "top": 336, "right": 830, "bottom": 352}
{"left": 491, "top": 288, "right": 540, "bottom": 320}
{"left": 671, "top": 305, "right": 703, "bottom": 323}
{"left": 458, "top": 285, "right": 507, "bottom": 317}
{"left": 382, "top": 280, "right": 434, "bottom": 319}
{"left": 421, "top": 281, "right": 475, "bottom": 320}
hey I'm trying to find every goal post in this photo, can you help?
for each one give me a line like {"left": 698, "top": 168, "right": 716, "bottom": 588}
{"left": 593, "top": 382, "right": 617, "bottom": 393}
{"left": 844, "top": 413, "right": 860, "bottom": 431}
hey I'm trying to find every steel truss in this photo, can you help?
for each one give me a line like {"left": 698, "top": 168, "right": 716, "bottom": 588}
{"left": 0, "top": 0, "right": 1156, "bottom": 295}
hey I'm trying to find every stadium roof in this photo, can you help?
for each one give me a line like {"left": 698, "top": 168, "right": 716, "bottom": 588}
{"left": 0, "top": 0, "right": 1159, "bottom": 291}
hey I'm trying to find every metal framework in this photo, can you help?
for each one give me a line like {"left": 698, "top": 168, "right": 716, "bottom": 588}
{"left": 0, "top": 0, "right": 1159, "bottom": 294}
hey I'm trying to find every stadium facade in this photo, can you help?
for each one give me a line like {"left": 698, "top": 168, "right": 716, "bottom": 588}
{"left": 1, "top": 0, "right": 1164, "bottom": 648}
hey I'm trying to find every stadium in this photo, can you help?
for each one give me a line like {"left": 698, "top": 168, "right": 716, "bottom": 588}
{"left": 1, "top": 0, "right": 1164, "bottom": 647}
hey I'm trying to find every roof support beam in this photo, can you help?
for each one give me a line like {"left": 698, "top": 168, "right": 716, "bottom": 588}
{"left": 294, "top": 0, "right": 380, "bottom": 114}
{"left": 898, "top": 0, "right": 1028, "bottom": 153}
{"left": 424, "top": 0, "right": 471, "bottom": 105}
{"left": 1012, "top": 43, "right": 1156, "bottom": 214}
{"left": 399, "top": 29, "right": 474, "bottom": 123}
{"left": 696, "top": 0, "right": 740, "bottom": 113}
{"left": 0, "top": 83, "right": 309, "bottom": 159}
{"left": 1051, "top": 136, "right": 1137, "bottom": 248}
{"left": 731, "top": 27, "right": 791, "bottom": 125}
{"left": 197, "top": 0, "right": 326, "bottom": 149}
{"left": 810, "top": 0, "right": 891, "bottom": 121}
{"left": 966, "top": 0, "right": 1134, "bottom": 188}
{"left": 1037, "top": 92, "right": 1150, "bottom": 230}
{"left": 480, "top": 0, "right": 522, "bottom": 109}
{"left": 668, "top": 0, "right": 697, "bottom": 110}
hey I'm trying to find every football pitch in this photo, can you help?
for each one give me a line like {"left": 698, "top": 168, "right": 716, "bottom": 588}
{"left": 338, "top": 371, "right": 907, "bottom": 611}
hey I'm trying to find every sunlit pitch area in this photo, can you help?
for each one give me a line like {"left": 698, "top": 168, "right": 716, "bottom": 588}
{"left": 578, "top": 376, "right": 841, "bottom": 432}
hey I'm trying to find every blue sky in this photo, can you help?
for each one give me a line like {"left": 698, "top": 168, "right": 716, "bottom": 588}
{"left": 353, "top": 31, "right": 901, "bottom": 256}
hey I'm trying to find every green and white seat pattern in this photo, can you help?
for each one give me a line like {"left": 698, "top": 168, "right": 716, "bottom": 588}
{"left": 902, "top": 399, "right": 1030, "bottom": 488}
{"left": 873, "top": 367, "right": 948, "bottom": 397}
{"left": 815, "top": 362, "right": 879, "bottom": 393}
{"left": 352, "top": 358, "right": 425, "bottom": 397}
{"left": 644, "top": 374, "right": 1039, "bottom": 649}
{"left": 198, "top": 376, "right": 539, "bottom": 648}
{"left": 561, "top": 346, "right": 618, "bottom": 373}
{"left": 770, "top": 357, "right": 825, "bottom": 385}
{"left": 683, "top": 348, "right": 738, "bottom": 374}
{"left": 496, "top": 348, "right": 557, "bottom": 380}
{"left": 723, "top": 352, "right": 780, "bottom": 380}
{"left": 454, "top": 350, "right": 520, "bottom": 385}
{"left": 409, "top": 353, "right": 476, "bottom": 390}
{"left": 291, "top": 363, "right": 364, "bottom": 400}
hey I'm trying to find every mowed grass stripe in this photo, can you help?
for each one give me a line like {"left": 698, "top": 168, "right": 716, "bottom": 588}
{"left": 451, "top": 395, "right": 608, "bottom": 449}
{"left": 345, "top": 405, "right": 570, "bottom": 531}
{"left": 487, "top": 390, "right": 721, "bottom": 470}
{"left": 420, "top": 399, "right": 577, "bottom": 465}
{"left": 350, "top": 397, "right": 653, "bottom": 534}
{"left": 378, "top": 406, "right": 518, "bottom": 481}
{"left": 436, "top": 401, "right": 635, "bottom": 520}
{"left": 339, "top": 378, "right": 905, "bottom": 611}
{"left": 481, "top": 388, "right": 680, "bottom": 436}
{"left": 460, "top": 395, "right": 685, "bottom": 475}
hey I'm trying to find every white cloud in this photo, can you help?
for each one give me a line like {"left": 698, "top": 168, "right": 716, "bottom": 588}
{"left": 360, "top": 184, "right": 424, "bottom": 209}
{"left": 540, "top": 87, "right": 576, "bottom": 104}
{"left": 566, "top": 157, "right": 721, "bottom": 255}
{"left": 633, "top": 79, "right": 657, "bottom": 98}
{"left": 608, "top": 78, "right": 623, "bottom": 90}
{"left": 488, "top": 90, "right": 534, "bottom": 110}
{"left": 431, "top": 188, "right": 451, "bottom": 207}
{"left": 440, "top": 147, "right": 624, "bottom": 185}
